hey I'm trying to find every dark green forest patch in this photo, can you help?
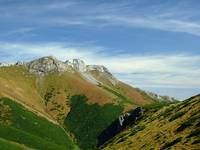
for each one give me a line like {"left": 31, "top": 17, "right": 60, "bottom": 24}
{"left": 64, "top": 95, "right": 123, "bottom": 150}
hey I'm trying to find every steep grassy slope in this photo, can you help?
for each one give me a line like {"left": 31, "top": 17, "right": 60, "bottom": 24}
{"left": 0, "top": 137, "right": 31, "bottom": 150}
{"left": 0, "top": 66, "right": 49, "bottom": 117}
{"left": 102, "top": 95, "right": 200, "bottom": 150}
{"left": 89, "top": 70, "right": 155, "bottom": 107}
{"left": 0, "top": 61, "right": 172, "bottom": 150}
{"left": 64, "top": 95, "right": 123, "bottom": 149}
{"left": 0, "top": 65, "right": 158, "bottom": 124}
{"left": 0, "top": 66, "right": 119, "bottom": 125}
{"left": 37, "top": 72, "right": 119, "bottom": 123}
{"left": 89, "top": 69, "right": 176, "bottom": 105}
{"left": 0, "top": 97, "right": 79, "bottom": 150}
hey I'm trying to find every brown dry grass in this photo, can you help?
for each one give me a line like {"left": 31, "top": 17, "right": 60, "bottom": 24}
{"left": 39, "top": 72, "right": 118, "bottom": 105}
{"left": 0, "top": 66, "right": 120, "bottom": 123}
{"left": 116, "top": 82, "right": 154, "bottom": 105}
{"left": 0, "top": 67, "right": 48, "bottom": 117}
{"left": 0, "top": 65, "right": 156, "bottom": 124}
{"left": 89, "top": 70, "right": 154, "bottom": 105}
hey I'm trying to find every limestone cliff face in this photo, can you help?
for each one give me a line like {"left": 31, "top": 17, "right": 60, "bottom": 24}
{"left": 26, "top": 56, "right": 73, "bottom": 75}
{"left": 87, "top": 65, "right": 112, "bottom": 75}
{"left": 25, "top": 56, "right": 117, "bottom": 85}
{"left": 86, "top": 65, "right": 118, "bottom": 85}
{"left": 25, "top": 56, "right": 113, "bottom": 75}
{"left": 72, "top": 59, "right": 87, "bottom": 72}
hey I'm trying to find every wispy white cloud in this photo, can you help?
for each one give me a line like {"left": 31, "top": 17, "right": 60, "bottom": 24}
{"left": 1, "top": 0, "right": 200, "bottom": 36}
{"left": 3, "top": 27, "right": 35, "bottom": 37}
{"left": 97, "top": 15, "right": 200, "bottom": 36}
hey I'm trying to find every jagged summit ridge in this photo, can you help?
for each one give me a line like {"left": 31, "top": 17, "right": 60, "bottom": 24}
{"left": 24, "top": 56, "right": 118, "bottom": 85}
{"left": 86, "top": 65, "right": 112, "bottom": 75}
{"left": 72, "top": 59, "right": 87, "bottom": 72}
{"left": 0, "top": 56, "right": 114, "bottom": 76}
{"left": 25, "top": 56, "right": 113, "bottom": 75}
{"left": 26, "top": 56, "right": 73, "bottom": 74}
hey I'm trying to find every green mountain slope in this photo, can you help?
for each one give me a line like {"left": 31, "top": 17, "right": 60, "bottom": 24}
{"left": 0, "top": 57, "right": 176, "bottom": 150}
{"left": 64, "top": 95, "right": 123, "bottom": 149}
{"left": 101, "top": 95, "right": 200, "bottom": 150}
{"left": 0, "top": 137, "right": 30, "bottom": 150}
{"left": 0, "top": 97, "right": 79, "bottom": 150}
{"left": 0, "top": 57, "right": 173, "bottom": 121}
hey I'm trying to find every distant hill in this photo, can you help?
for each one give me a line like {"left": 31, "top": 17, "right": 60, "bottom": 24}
{"left": 101, "top": 94, "right": 200, "bottom": 150}
{"left": 0, "top": 56, "right": 176, "bottom": 149}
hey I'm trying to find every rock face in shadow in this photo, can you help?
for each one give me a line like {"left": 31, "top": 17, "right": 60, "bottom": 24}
{"left": 97, "top": 107, "right": 144, "bottom": 147}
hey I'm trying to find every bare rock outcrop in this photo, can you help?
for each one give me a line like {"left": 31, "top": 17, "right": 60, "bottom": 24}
{"left": 26, "top": 56, "right": 73, "bottom": 75}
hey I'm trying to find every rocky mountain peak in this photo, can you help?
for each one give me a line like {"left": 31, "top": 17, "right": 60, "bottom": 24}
{"left": 23, "top": 56, "right": 118, "bottom": 85}
{"left": 86, "top": 65, "right": 118, "bottom": 85}
{"left": 87, "top": 65, "right": 112, "bottom": 75}
{"left": 26, "top": 56, "right": 72, "bottom": 75}
{"left": 72, "top": 59, "right": 86, "bottom": 72}
{"left": 18, "top": 56, "right": 115, "bottom": 85}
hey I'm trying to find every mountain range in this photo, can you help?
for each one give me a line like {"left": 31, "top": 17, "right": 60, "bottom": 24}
{"left": 1, "top": 56, "right": 198, "bottom": 150}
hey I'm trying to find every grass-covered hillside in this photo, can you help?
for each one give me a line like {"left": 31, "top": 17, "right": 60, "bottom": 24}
{"left": 102, "top": 95, "right": 200, "bottom": 150}
{"left": 0, "top": 66, "right": 49, "bottom": 118}
{"left": 0, "top": 97, "right": 79, "bottom": 150}
{"left": 0, "top": 64, "right": 159, "bottom": 124}
{"left": 0, "top": 58, "right": 176, "bottom": 150}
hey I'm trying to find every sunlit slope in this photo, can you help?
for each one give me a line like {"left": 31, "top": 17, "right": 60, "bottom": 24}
{"left": 0, "top": 66, "right": 119, "bottom": 122}
{"left": 89, "top": 70, "right": 155, "bottom": 106}
{"left": 0, "top": 58, "right": 177, "bottom": 150}
{"left": 0, "top": 65, "right": 158, "bottom": 123}
{"left": 0, "top": 97, "right": 79, "bottom": 150}
{"left": 0, "top": 66, "right": 48, "bottom": 117}
{"left": 102, "top": 95, "right": 200, "bottom": 150}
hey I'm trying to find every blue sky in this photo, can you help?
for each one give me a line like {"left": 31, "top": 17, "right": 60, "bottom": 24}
{"left": 0, "top": 0, "right": 200, "bottom": 100}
